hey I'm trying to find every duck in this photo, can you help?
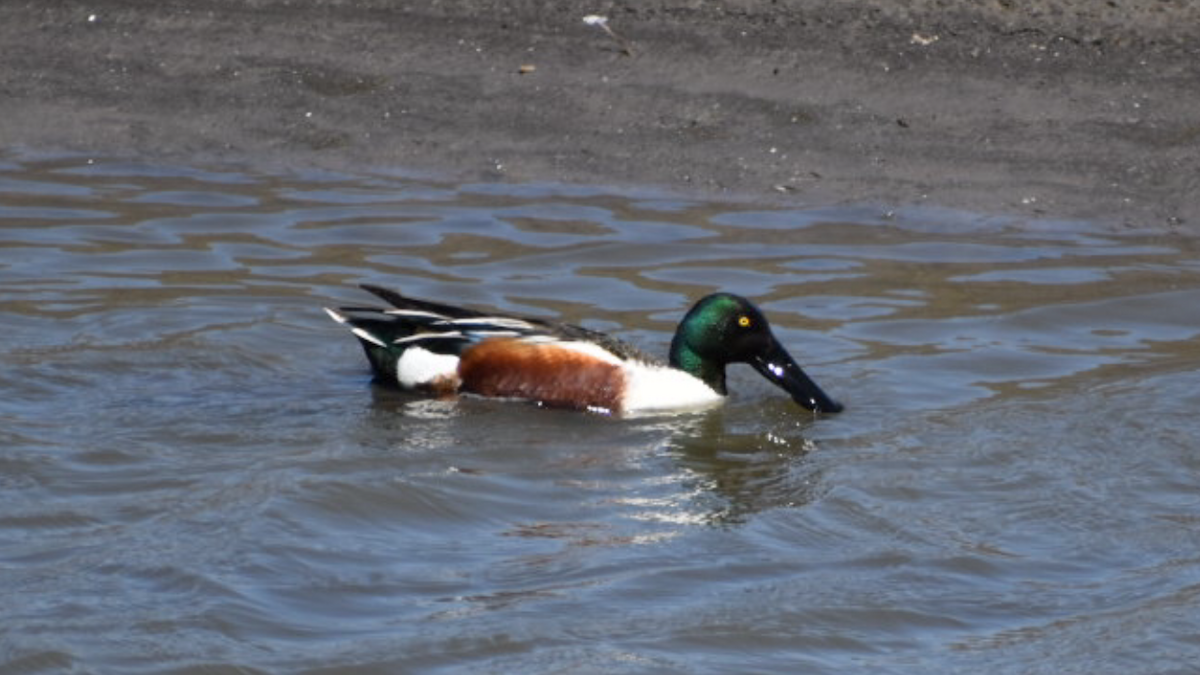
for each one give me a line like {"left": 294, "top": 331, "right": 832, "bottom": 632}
{"left": 325, "top": 284, "right": 843, "bottom": 416}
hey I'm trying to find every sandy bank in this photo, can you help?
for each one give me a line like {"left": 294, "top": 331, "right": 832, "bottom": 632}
{"left": 3, "top": 0, "right": 1197, "bottom": 230}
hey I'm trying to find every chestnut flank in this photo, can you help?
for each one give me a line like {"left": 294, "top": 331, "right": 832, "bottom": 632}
{"left": 458, "top": 339, "right": 625, "bottom": 412}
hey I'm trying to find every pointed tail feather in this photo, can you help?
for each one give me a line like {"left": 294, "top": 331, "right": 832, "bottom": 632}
{"left": 360, "top": 284, "right": 485, "bottom": 320}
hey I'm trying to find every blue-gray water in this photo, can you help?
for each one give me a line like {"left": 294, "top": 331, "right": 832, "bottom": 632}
{"left": 2, "top": 154, "right": 1200, "bottom": 674}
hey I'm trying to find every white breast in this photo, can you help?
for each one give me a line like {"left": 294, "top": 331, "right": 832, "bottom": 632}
{"left": 620, "top": 362, "right": 724, "bottom": 414}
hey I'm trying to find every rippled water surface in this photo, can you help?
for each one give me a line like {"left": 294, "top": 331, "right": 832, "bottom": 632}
{"left": 3, "top": 154, "right": 1200, "bottom": 674}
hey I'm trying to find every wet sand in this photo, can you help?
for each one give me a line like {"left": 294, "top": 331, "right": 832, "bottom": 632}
{"left": 4, "top": 0, "right": 1198, "bottom": 230}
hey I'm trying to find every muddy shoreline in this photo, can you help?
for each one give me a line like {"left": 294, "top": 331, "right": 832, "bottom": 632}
{"left": 4, "top": 0, "right": 1198, "bottom": 231}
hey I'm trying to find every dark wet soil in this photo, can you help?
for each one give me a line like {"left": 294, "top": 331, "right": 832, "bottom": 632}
{"left": 4, "top": 0, "right": 1198, "bottom": 230}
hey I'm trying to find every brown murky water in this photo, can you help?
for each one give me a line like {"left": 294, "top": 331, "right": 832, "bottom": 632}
{"left": 3, "top": 153, "right": 1200, "bottom": 674}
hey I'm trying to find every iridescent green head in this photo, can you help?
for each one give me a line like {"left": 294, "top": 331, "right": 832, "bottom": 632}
{"left": 668, "top": 293, "right": 843, "bottom": 413}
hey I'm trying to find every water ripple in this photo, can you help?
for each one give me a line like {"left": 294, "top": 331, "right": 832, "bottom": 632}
{"left": 2, "top": 154, "right": 1200, "bottom": 674}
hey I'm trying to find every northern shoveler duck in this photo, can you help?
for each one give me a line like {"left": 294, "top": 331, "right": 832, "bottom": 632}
{"left": 325, "top": 285, "right": 843, "bottom": 416}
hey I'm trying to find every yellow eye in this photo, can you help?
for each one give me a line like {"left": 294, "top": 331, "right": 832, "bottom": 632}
{"left": 738, "top": 315, "right": 752, "bottom": 328}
